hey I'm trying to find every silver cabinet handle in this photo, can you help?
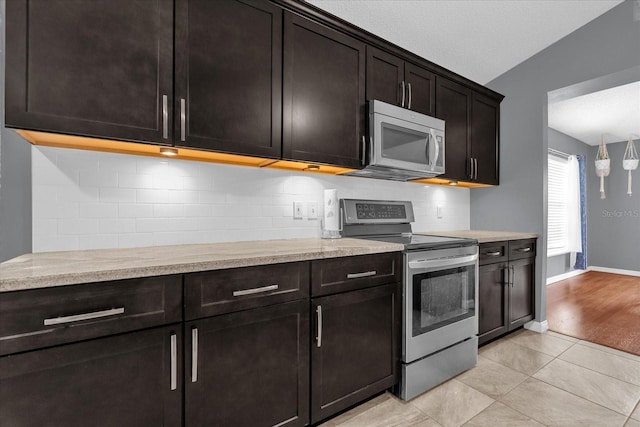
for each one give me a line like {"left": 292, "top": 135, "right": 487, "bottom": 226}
{"left": 474, "top": 158, "right": 478, "bottom": 180}
{"left": 469, "top": 158, "right": 474, "bottom": 180}
{"left": 191, "top": 328, "right": 198, "bottom": 383}
{"left": 162, "top": 95, "right": 168, "bottom": 139}
{"left": 407, "top": 82, "right": 412, "bottom": 110}
{"left": 401, "top": 81, "right": 406, "bottom": 108}
{"left": 170, "top": 333, "right": 177, "bottom": 391}
{"left": 503, "top": 267, "right": 510, "bottom": 286}
{"left": 180, "top": 98, "right": 186, "bottom": 142}
{"left": 347, "top": 270, "right": 376, "bottom": 279}
{"left": 361, "top": 135, "right": 366, "bottom": 166}
{"left": 232, "top": 284, "right": 278, "bottom": 297}
{"left": 517, "top": 247, "right": 532, "bottom": 252}
{"left": 510, "top": 265, "right": 515, "bottom": 287}
{"left": 485, "top": 251, "right": 501, "bottom": 256}
{"left": 316, "top": 305, "right": 322, "bottom": 348}
{"left": 43, "top": 307, "right": 125, "bottom": 326}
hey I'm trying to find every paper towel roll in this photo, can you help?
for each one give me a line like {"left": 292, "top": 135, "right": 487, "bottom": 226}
{"left": 323, "top": 189, "right": 339, "bottom": 232}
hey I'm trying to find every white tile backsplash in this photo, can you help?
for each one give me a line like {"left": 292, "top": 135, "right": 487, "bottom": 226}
{"left": 31, "top": 146, "right": 471, "bottom": 252}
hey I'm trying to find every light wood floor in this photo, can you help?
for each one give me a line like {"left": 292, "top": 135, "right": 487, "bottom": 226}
{"left": 546, "top": 271, "right": 640, "bottom": 356}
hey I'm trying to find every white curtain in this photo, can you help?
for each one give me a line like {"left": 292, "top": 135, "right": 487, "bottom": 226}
{"left": 566, "top": 155, "right": 582, "bottom": 266}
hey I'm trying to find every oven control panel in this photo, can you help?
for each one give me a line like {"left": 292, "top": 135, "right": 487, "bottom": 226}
{"left": 341, "top": 199, "right": 415, "bottom": 224}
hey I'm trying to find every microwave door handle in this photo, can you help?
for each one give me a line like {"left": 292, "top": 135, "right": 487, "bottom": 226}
{"left": 428, "top": 129, "right": 439, "bottom": 169}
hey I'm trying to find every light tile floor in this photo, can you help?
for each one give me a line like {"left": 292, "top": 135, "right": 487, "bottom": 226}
{"left": 320, "top": 329, "right": 640, "bottom": 427}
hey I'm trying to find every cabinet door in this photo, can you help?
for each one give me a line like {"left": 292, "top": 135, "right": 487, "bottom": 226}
{"left": 471, "top": 93, "right": 500, "bottom": 185}
{"left": 0, "top": 326, "right": 182, "bottom": 427}
{"left": 174, "top": 0, "right": 282, "bottom": 157}
{"left": 283, "top": 12, "right": 366, "bottom": 168}
{"left": 311, "top": 283, "right": 400, "bottom": 424}
{"left": 185, "top": 300, "right": 309, "bottom": 427}
{"left": 404, "top": 62, "right": 436, "bottom": 116}
{"left": 478, "top": 262, "right": 509, "bottom": 345}
{"left": 509, "top": 258, "right": 535, "bottom": 328}
{"left": 435, "top": 76, "right": 471, "bottom": 181}
{"left": 366, "top": 46, "right": 404, "bottom": 107}
{"left": 5, "top": 0, "right": 173, "bottom": 144}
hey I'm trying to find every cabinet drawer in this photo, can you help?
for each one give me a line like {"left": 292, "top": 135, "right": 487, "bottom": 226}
{"left": 479, "top": 241, "right": 508, "bottom": 265}
{"left": 184, "top": 262, "right": 309, "bottom": 320}
{"left": 509, "top": 239, "right": 537, "bottom": 260}
{"left": 311, "top": 252, "right": 401, "bottom": 296}
{"left": 0, "top": 275, "right": 182, "bottom": 356}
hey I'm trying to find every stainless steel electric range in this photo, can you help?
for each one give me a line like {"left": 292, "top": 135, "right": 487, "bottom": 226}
{"left": 340, "top": 199, "right": 479, "bottom": 400}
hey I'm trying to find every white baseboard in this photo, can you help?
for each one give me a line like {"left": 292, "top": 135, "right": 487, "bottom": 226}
{"left": 524, "top": 320, "right": 549, "bottom": 333}
{"left": 588, "top": 266, "right": 640, "bottom": 277}
{"left": 546, "top": 269, "right": 588, "bottom": 285}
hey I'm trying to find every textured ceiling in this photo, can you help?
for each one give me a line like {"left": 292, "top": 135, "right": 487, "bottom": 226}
{"left": 306, "top": 0, "right": 624, "bottom": 85}
{"left": 306, "top": 0, "right": 635, "bottom": 146}
{"left": 548, "top": 81, "right": 640, "bottom": 146}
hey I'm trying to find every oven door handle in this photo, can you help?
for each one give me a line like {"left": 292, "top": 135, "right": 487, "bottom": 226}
{"left": 408, "top": 254, "right": 478, "bottom": 270}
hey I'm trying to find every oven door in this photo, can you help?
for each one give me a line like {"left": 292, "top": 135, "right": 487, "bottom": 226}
{"left": 404, "top": 247, "right": 478, "bottom": 363}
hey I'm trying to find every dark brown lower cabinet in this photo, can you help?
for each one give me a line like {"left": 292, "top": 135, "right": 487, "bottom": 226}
{"left": 478, "top": 239, "right": 536, "bottom": 345}
{"left": 478, "top": 261, "right": 509, "bottom": 342}
{"left": 311, "top": 283, "right": 400, "bottom": 424}
{"left": 185, "top": 300, "right": 309, "bottom": 427}
{"left": 509, "top": 257, "right": 536, "bottom": 328}
{"left": 0, "top": 325, "right": 182, "bottom": 427}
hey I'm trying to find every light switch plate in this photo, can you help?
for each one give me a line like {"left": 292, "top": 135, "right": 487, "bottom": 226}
{"left": 294, "top": 201, "right": 305, "bottom": 219}
{"left": 436, "top": 204, "right": 443, "bottom": 219}
{"left": 308, "top": 202, "right": 318, "bottom": 219}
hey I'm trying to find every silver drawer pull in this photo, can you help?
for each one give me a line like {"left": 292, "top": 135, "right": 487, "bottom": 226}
{"left": 180, "top": 98, "right": 186, "bottom": 141}
{"left": 170, "top": 333, "right": 177, "bottom": 391}
{"left": 346, "top": 271, "right": 377, "bottom": 279}
{"left": 162, "top": 95, "right": 169, "bottom": 139}
{"left": 43, "top": 307, "right": 125, "bottom": 326}
{"left": 191, "top": 328, "right": 198, "bottom": 383}
{"left": 232, "top": 284, "right": 279, "bottom": 297}
{"left": 485, "top": 251, "right": 502, "bottom": 256}
{"left": 316, "top": 305, "right": 322, "bottom": 348}
{"left": 517, "top": 247, "right": 532, "bottom": 252}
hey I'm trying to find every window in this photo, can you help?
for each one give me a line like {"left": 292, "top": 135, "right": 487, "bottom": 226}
{"left": 547, "top": 155, "right": 570, "bottom": 256}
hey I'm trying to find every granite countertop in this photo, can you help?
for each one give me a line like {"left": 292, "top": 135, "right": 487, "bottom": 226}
{"left": 415, "top": 230, "right": 538, "bottom": 243}
{"left": 0, "top": 238, "right": 404, "bottom": 293}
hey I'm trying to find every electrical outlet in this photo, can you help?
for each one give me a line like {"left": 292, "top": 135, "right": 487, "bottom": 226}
{"left": 436, "top": 204, "right": 443, "bottom": 219}
{"left": 293, "top": 201, "right": 305, "bottom": 219}
{"left": 308, "top": 202, "right": 318, "bottom": 219}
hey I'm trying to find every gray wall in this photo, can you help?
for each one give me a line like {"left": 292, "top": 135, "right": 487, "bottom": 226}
{"left": 587, "top": 139, "right": 640, "bottom": 271}
{"left": 471, "top": 0, "right": 640, "bottom": 322}
{"left": 0, "top": 0, "right": 32, "bottom": 262}
{"left": 546, "top": 129, "right": 592, "bottom": 279}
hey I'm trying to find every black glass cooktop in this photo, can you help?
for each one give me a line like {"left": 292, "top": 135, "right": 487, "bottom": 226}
{"left": 359, "top": 234, "right": 477, "bottom": 251}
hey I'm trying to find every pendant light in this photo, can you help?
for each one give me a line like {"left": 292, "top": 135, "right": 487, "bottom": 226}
{"left": 595, "top": 135, "right": 610, "bottom": 199}
{"left": 623, "top": 135, "right": 638, "bottom": 195}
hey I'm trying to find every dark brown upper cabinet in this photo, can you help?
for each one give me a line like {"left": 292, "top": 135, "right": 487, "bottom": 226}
{"left": 471, "top": 93, "right": 500, "bottom": 185}
{"left": 435, "top": 76, "right": 472, "bottom": 182}
{"left": 283, "top": 12, "right": 366, "bottom": 168}
{"left": 366, "top": 46, "right": 435, "bottom": 116}
{"left": 5, "top": 0, "right": 502, "bottom": 178}
{"left": 5, "top": 0, "right": 174, "bottom": 145}
{"left": 435, "top": 76, "right": 501, "bottom": 185}
{"left": 174, "top": 0, "right": 282, "bottom": 158}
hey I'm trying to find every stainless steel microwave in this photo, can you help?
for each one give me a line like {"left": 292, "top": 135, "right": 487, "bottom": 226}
{"left": 345, "top": 100, "right": 445, "bottom": 181}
